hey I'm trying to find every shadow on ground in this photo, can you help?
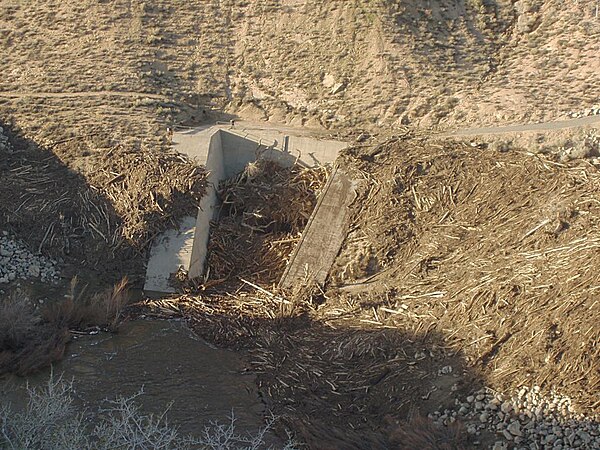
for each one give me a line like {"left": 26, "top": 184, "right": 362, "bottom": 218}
{"left": 147, "top": 294, "right": 487, "bottom": 450}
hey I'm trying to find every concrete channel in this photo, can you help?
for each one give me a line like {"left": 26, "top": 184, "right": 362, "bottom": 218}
{"left": 144, "top": 123, "right": 351, "bottom": 295}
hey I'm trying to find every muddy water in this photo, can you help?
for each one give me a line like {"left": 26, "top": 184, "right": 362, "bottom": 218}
{"left": 2, "top": 319, "right": 267, "bottom": 438}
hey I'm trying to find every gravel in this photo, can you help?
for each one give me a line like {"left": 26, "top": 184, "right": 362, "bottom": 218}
{"left": 0, "top": 126, "right": 12, "bottom": 153}
{"left": 568, "top": 106, "right": 600, "bottom": 119}
{"left": 0, "top": 231, "right": 60, "bottom": 285}
{"left": 429, "top": 386, "right": 600, "bottom": 449}
{"left": 1, "top": 129, "right": 60, "bottom": 286}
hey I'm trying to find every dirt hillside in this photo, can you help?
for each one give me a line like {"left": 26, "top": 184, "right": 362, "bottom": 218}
{"left": 1, "top": 0, "right": 599, "bottom": 140}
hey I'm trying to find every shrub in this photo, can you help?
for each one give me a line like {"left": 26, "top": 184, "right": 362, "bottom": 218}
{"left": 0, "top": 374, "right": 298, "bottom": 450}
{"left": 0, "top": 293, "right": 39, "bottom": 351}
{"left": 0, "top": 278, "right": 129, "bottom": 376}
{"left": 43, "top": 277, "right": 129, "bottom": 332}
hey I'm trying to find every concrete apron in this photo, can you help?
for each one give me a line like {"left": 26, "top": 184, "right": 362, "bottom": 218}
{"left": 144, "top": 123, "right": 350, "bottom": 295}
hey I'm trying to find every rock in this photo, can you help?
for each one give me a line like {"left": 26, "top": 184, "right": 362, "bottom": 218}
{"left": 28, "top": 264, "right": 41, "bottom": 278}
{"left": 330, "top": 82, "right": 346, "bottom": 95}
{"left": 487, "top": 401, "right": 499, "bottom": 410}
{"left": 502, "top": 429, "right": 514, "bottom": 441}
{"left": 492, "top": 442, "right": 507, "bottom": 450}
{"left": 480, "top": 412, "right": 490, "bottom": 423}
{"left": 576, "top": 430, "right": 591, "bottom": 445}
{"left": 501, "top": 401, "right": 513, "bottom": 414}
{"left": 322, "top": 73, "right": 336, "bottom": 88}
{"left": 508, "top": 421, "right": 523, "bottom": 437}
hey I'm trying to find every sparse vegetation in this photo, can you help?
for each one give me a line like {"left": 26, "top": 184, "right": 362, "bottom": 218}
{"left": 0, "top": 375, "right": 297, "bottom": 450}
{"left": 43, "top": 277, "right": 129, "bottom": 332}
{"left": 0, "top": 278, "right": 129, "bottom": 376}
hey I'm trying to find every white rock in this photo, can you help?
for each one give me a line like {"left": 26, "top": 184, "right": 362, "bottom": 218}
{"left": 322, "top": 73, "right": 336, "bottom": 88}
{"left": 330, "top": 82, "right": 346, "bottom": 95}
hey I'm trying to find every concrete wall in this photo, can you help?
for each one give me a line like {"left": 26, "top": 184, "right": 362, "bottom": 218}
{"left": 286, "top": 134, "right": 347, "bottom": 168}
{"left": 188, "top": 130, "right": 224, "bottom": 278}
{"left": 221, "top": 128, "right": 345, "bottom": 168}
{"left": 220, "top": 130, "right": 300, "bottom": 174}
{"left": 145, "top": 124, "right": 348, "bottom": 292}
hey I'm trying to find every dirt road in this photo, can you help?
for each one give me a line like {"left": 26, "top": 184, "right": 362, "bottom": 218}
{"left": 0, "top": 91, "right": 168, "bottom": 100}
{"left": 444, "top": 114, "right": 600, "bottom": 137}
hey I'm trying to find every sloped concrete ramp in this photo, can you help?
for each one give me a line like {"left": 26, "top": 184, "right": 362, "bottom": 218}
{"left": 279, "top": 165, "right": 356, "bottom": 289}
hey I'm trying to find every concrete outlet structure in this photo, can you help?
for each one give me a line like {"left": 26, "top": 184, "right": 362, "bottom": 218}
{"left": 144, "top": 123, "right": 349, "bottom": 295}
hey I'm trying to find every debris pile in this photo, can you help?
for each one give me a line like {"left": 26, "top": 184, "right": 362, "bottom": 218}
{"left": 140, "top": 138, "right": 600, "bottom": 446}
{"left": 204, "top": 159, "right": 329, "bottom": 289}
{"left": 1, "top": 133, "right": 206, "bottom": 280}
{"left": 336, "top": 139, "right": 600, "bottom": 412}
{"left": 0, "top": 232, "right": 59, "bottom": 284}
{"left": 75, "top": 144, "right": 207, "bottom": 248}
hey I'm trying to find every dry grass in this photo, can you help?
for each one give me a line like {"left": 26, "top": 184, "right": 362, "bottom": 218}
{"left": 1, "top": 0, "right": 597, "bottom": 143}
{"left": 43, "top": 277, "right": 129, "bottom": 332}
{"left": 0, "top": 278, "right": 129, "bottom": 376}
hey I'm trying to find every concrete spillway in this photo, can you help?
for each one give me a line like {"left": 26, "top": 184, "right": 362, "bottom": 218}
{"left": 144, "top": 123, "right": 350, "bottom": 295}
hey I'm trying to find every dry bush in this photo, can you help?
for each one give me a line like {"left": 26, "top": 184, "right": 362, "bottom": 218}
{"left": 0, "top": 293, "right": 69, "bottom": 376}
{"left": 0, "top": 293, "right": 39, "bottom": 351}
{"left": 43, "top": 277, "right": 129, "bottom": 332}
{"left": 0, "top": 278, "right": 128, "bottom": 376}
{"left": 6, "top": 328, "right": 70, "bottom": 376}
{"left": 1, "top": 374, "right": 298, "bottom": 450}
